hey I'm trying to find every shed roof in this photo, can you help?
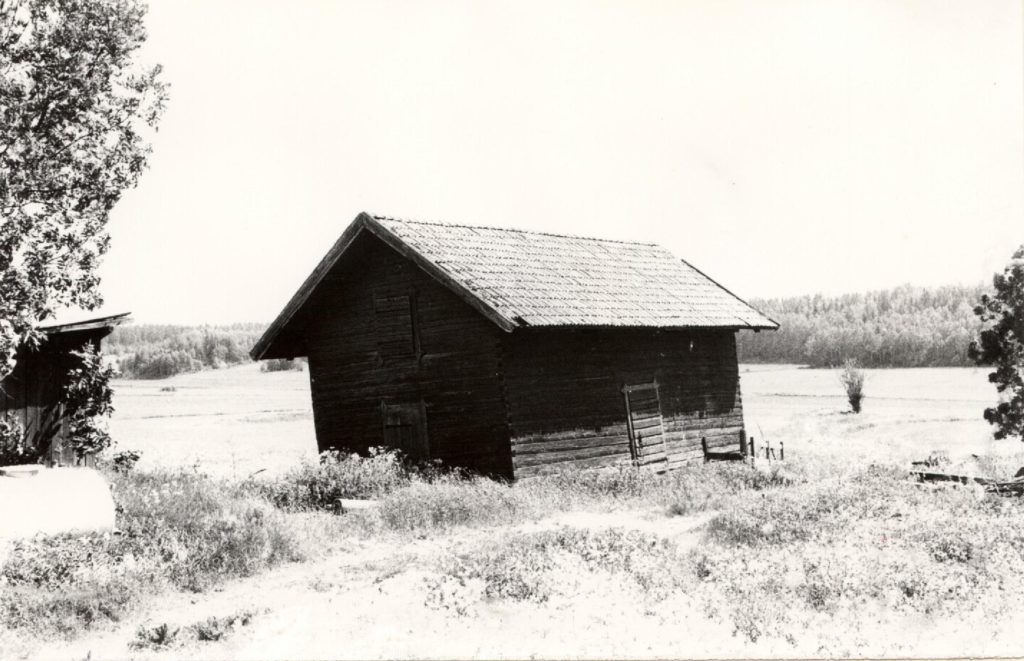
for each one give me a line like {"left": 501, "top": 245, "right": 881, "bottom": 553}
{"left": 39, "top": 312, "right": 131, "bottom": 336}
{"left": 251, "top": 213, "right": 777, "bottom": 359}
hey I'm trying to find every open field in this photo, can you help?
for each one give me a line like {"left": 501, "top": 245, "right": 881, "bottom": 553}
{"left": 110, "top": 362, "right": 1013, "bottom": 477}
{"left": 4, "top": 363, "right": 1024, "bottom": 660}
{"left": 741, "top": 364, "right": 1017, "bottom": 468}
{"left": 107, "top": 364, "right": 316, "bottom": 479}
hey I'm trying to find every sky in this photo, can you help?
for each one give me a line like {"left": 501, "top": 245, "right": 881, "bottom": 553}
{"left": 97, "top": 0, "right": 1024, "bottom": 324}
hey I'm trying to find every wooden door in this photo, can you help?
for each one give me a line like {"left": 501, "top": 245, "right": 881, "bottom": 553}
{"left": 382, "top": 401, "right": 430, "bottom": 460}
{"left": 623, "top": 382, "right": 668, "bottom": 466}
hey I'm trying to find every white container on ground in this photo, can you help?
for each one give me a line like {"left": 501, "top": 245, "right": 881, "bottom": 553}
{"left": 0, "top": 466, "right": 116, "bottom": 540}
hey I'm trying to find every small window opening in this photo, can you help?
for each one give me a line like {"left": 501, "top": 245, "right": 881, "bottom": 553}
{"left": 374, "top": 293, "right": 417, "bottom": 359}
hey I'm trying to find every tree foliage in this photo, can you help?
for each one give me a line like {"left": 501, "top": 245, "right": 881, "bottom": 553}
{"left": 968, "top": 246, "right": 1024, "bottom": 441}
{"left": 62, "top": 344, "right": 116, "bottom": 457}
{"left": 0, "top": 414, "right": 26, "bottom": 464}
{"left": 0, "top": 0, "right": 167, "bottom": 379}
{"left": 738, "top": 284, "right": 985, "bottom": 368}
{"left": 107, "top": 323, "right": 265, "bottom": 379}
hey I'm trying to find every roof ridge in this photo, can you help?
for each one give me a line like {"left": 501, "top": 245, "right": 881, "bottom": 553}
{"left": 370, "top": 214, "right": 661, "bottom": 248}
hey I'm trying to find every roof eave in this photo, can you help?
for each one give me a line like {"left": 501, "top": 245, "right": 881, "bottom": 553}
{"left": 40, "top": 312, "right": 132, "bottom": 336}
{"left": 250, "top": 214, "right": 373, "bottom": 360}
{"left": 675, "top": 257, "right": 779, "bottom": 332}
{"left": 509, "top": 321, "right": 779, "bottom": 332}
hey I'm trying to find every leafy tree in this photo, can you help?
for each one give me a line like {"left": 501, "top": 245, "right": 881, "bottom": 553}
{"left": 0, "top": 0, "right": 167, "bottom": 379}
{"left": 62, "top": 344, "right": 116, "bottom": 459}
{"left": 737, "top": 284, "right": 986, "bottom": 368}
{"left": 969, "top": 246, "right": 1024, "bottom": 441}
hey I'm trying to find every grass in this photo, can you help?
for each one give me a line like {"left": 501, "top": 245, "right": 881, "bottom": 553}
{"left": 254, "top": 454, "right": 807, "bottom": 536}
{"left": 0, "top": 449, "right": 805, "bottom": 641}
{"left": 426, "top": 527, "right": 687, "bottom": 612}
{"left": 4, "top": 450, "right": 1024, "bottom": 655}
{"left": 691, "top": 469, "right": 1024, "bottom": 647}
{"left": 403, "top": 461, "right": 1024, "bottom": 650}
{"left": 0, "top": 467, "right": 322, "bottom": 638}
{"left": 5, "top": 359, "right": 1024, "bottom": 655}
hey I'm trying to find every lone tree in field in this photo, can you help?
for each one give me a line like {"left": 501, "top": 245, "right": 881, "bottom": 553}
{"left": 0, "top": 0, "right": 167, "bottom": 380}
{"left": 969, "top": 245, "right": 1024, "bottom": 441}
{"left": 839, "top": 358, "right": 866, "bottom": 413}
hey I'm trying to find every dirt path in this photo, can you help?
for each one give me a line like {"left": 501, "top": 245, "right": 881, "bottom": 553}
{"left": 17, "top": 510, "right": 721, "bottom": 661}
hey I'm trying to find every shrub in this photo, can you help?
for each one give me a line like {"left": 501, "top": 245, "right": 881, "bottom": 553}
{"left": 839, "top": 359, "right": 866, "bottom": 413}
{"left": 378, "top": 477, "right": 522, "bottom": 532}
{"left": 247, "top": 448, "right": 414, "bottom": 511}
{"left": 188, "top": 610, "right": 256, "bottom": 642}
{"left": 260, "top": 358, "right": 305, "bottom": 373}
{"left": 0, "top": 415, "right": 30, "bottom": 465}
{"left": 131, "top": 622, "right": 180, "bottom": 650}
{"left": 62, "top": 346, "right": 117, "bottom": 459}
{"left": 109, "top": 449, "right": 142, "bottom": 473}
{"left": 113, "top": 469, "right": 304, "bottom": 591}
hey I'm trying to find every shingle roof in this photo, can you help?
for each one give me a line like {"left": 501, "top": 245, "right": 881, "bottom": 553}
{"left": 251, "top": 212, "right": 776, "bottom": 359}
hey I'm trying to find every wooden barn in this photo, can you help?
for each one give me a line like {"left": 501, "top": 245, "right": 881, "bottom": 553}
{"left": 0, "top": 313, "right": 129, "bottom": 467}
{"left": 251, "top": 213, "right": 777, "bottom": 478}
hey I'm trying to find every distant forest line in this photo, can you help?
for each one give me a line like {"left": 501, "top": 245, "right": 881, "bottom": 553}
{"left": 737, "top": 284, "right": 987, "bottom": 368}
{"left": 104, "top": 284, "right": 991, "bottom": 378}
{"left": 106, "top": 323, "right": 265, "bottom": 379}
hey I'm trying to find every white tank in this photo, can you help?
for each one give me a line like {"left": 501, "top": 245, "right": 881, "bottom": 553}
{"left": 0, "top": 466, "right": 117, "bottom": 541}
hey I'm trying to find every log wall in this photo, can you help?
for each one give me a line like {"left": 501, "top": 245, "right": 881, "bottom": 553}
{"left": 502, "top": 328, "right": 745, "bottom": 477}
{"left": 301, "top": 233, "right": 513, "bottom": 476}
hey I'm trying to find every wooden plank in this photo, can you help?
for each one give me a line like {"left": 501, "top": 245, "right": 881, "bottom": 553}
{"left": 512, "top": 442, "right": 631, "bottom": 468}
{"left": 511, "top": 433, "right": 629, "bottom": 455}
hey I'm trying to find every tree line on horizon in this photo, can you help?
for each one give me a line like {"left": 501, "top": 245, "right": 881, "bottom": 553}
{"left": 107, "top": 324, "right": 265, "bottom": 379}
{"left": 106, "top": 283, "right": 990, "bottom": 378}
{"left": 736, "top": 284, "right": 987, "bottom": 368}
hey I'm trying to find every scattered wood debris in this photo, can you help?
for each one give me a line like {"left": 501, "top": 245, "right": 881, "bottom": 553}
{"left": 910, "top": 467, "right": 1024, "bottom": 496}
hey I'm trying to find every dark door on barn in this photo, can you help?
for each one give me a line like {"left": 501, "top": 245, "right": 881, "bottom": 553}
{"left": 623, "top": 382, "right": 668, "bottom": 466}
{"left": 381, "top": 401, "right": 430, "bottom": 460}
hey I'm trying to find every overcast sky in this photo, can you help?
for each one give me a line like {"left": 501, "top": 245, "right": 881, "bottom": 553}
{"left": 97, "top": 0, "right": 1024, "bottom": 324}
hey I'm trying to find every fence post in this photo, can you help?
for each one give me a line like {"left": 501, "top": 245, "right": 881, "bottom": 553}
{"left": 780, "top": 441, "right": 785, "bottom": 461}
{"left": 701, "top": 437, "right": 708, "bottom": 462}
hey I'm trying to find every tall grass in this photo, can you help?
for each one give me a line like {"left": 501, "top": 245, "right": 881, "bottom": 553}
{"left": 0, "top": 468, "right": 309, "bottom": 637}
{"left": 244, "top": 448, "right": 418, "bottom": 510}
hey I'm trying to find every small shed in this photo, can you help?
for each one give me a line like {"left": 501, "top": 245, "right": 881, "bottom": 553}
{"left": 252, "top": 213, "right": 777, "bottom": 478}
{"left": 0, "top": 313, "right": 129, "bottom": 467}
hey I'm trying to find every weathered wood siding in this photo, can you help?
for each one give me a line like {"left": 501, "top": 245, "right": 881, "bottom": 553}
{"left": 0, "top": 334, "right": 100, "bottom": 466}
{"left": 300, "top": 232, "right": 513, "bottom": 476}
{"left": 502, "top": 328, "right": 745, "bottom": 477}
